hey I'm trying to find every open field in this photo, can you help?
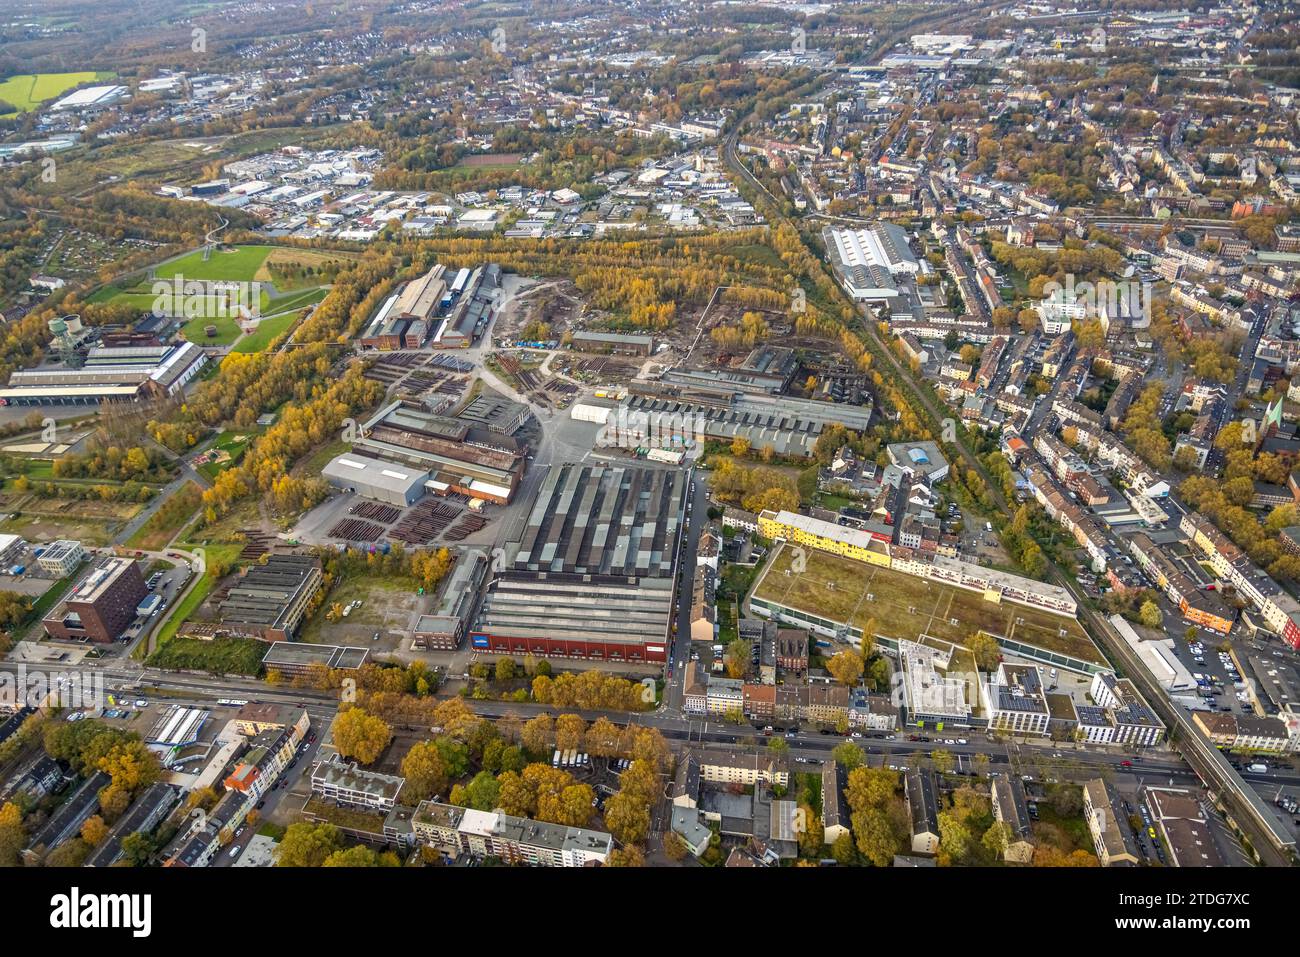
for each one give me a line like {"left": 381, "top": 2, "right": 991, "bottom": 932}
{"left": 455, "top": 152, "right": 524, "bottom": 168}
{"left": 0, "top": 72, "right": 114, "bottom": 115}
{"left": 147, "top": 635, "right": 264, "bottom": 675}
{"left": 152, "top": 245, "right": 276, "bottom": 283}
{"left": 0, "top": 512, "right": 119, "bottom": 547}
{"left": 298, "top": 573, "right": 426, "bottom": 654}
{"left": 254, "top": 248, "right": 359, "bottom": 290}
{"left": 752, "top": 543, "right": 1104, "bottom": 665}
{"left": 89, "top": 244, "right": 329, "bottom": 348}
{"left": 230, "top": 288, "right": 327, "bottom": 353}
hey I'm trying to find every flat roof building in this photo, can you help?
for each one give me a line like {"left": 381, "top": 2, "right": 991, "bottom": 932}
{"left": 322, "top": 452, "right": 427, "bottom": 508}
{"left": 39, "top": 540, "right": 87, "bottom": 578}
{"left": 43, "top": 556, "right": 147, "bottom": 643}
{"left": 0, "top": 341, "right": 207, "bottom": 406}
{"left": 216, "top": 555, "right": 323, "bottom": 642}
{"left": 311, "top": 755, "right": 405, "bottom": 810}
{"left": 262, "top": 641, "right": 368, "bottom": 678}
{"left": 413, "top": 801, "right": 613, "bottom": 866}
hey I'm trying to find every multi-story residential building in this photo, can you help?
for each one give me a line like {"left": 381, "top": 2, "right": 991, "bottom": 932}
{"left": 223, "top": 728, "right": 296, "bottom": 800}
{"left": 1144, "top": 787, "right": 1223, "bottom": 867}
{"left": 848, "top": 689, "right": 900, "bottom": 731}
{"left": 1128, "top": 533, "right": 1234, "bottom": 635}
{"left": 743, "top": 683, "right": 776, "bottom": 720}
{"left": 309, "top": 755, "right": 406, "bottom": 810}
{"left": 412, "top": 803, "right": 612, "bottom": 867}
{"left": 1083, "top": 778, "right": 1140, "bottom": 866}
{"left": 705, "top": 676, "right": 744, "bottom": 716}
{"left": 905, "top": 767, "right": 941, "bottom": 855}
{"left": 696, "top": 749, "right": 789, "bottom": 788}
{"left": 1089, "top": 674, "right": 1165, "bottom": 746}
{"left": 822, "top": 761, "right": 850, "bottom": 846}
{"left": 233, "top": 704, "right": 311, "bottom": 741}
{"left": 84, "top": 782, "right": 179, "bottom": 868}
{"left": 990, "top": 773, "right": 1036, "bottom": 864}
{"left": 1192, "top": 712, "right": 1292, "bottom": 753}
{"left": 1180, "top": 511, "right": 1300, "bottom": 650}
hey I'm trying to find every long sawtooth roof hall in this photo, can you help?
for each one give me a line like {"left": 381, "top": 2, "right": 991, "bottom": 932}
{"left": 469, "top": 464, "right": 687, "bottom": 663}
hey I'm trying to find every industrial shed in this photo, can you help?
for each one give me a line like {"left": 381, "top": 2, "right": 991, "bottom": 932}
{"left": 321, "top": 452, "right": 426, "bottom": 507}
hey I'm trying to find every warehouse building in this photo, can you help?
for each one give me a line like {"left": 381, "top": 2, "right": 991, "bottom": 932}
{"left": 569, "top": 330, "right": 655, "bottom": 356}
{"left": 823, "top": 223, "right": 920, "bottom": 301}
{"left": 357, "top": 264, "right": 447, "bottom": 350}
{"left": 434, "top": 265, "right": 499, "bottom": 348}
{"left": 43, "top": 557, "right": 148, "bottom": 643}
{"left": 469, "top": 464, "right": 687, "bottom": 662}
{"left": 342, "top": 399, "right": 525, "bottom": 504}
{"left": 0, "top": 341, "right": 207, "bottom": 407}
{"left": 412, "top": 550, "right": 488, "bottom": 650}
{"left": 321, "top": 452, "right": 426, "bottom": 507}
{"left": 455, "top": 394, "right": 532, "bottom": 436}
{"left": 50, "top": 84, "right": 129, "bottom": 112}
{"left": 603, "top": 383, "right": 873, "bottom": 458}
{"left": 215, "top": 555, "right": 323, "bottom": 642}
{"left": 262, "top": 642, "right": 369, "bottom": 678}
{"left": 0, "top": 533, "right": 25, "bottom": 568}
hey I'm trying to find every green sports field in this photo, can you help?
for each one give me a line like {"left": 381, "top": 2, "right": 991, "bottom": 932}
{"left": 0, "top": 72, "right": 115, "bottom": 115}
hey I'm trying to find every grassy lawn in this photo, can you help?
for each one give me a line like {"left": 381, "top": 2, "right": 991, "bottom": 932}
{"left": 230, "top": 309, "right": 298, "bottom": 354}
{"left": 195, "top": 430, "right": 260, "bottom": 480}
{"left": 146, "top": 635, "right": 264, "bottom": 675}
{"left": 0, "top": 72, "right": 114, "bottom": 115}
{"left": 254, "top": 248, "right": 359, "bottom": 290}
{"left": 91, "top": 257, "right": 324, "bottom": 348}
{"left": 152, "top": 245, "right": 276, "bottom": 283}
{"left": 753, "top": 543, "right": 1104, "bottom": 665}
{"left": 126, "top": 482, "right": 203, "bottom": 550}
{"left": 294, "top": 438, "right": 349, "bottom": 479}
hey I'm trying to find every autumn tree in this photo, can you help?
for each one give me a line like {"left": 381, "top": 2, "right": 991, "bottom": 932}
{"left": 332, "top": 708, "right": 392, "bottom": 765}
{"left": 827, "top": 649, "right": 865, "bottom": 686}
{"left": 275, "top": 822, "right": 344, "bottom": 867}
